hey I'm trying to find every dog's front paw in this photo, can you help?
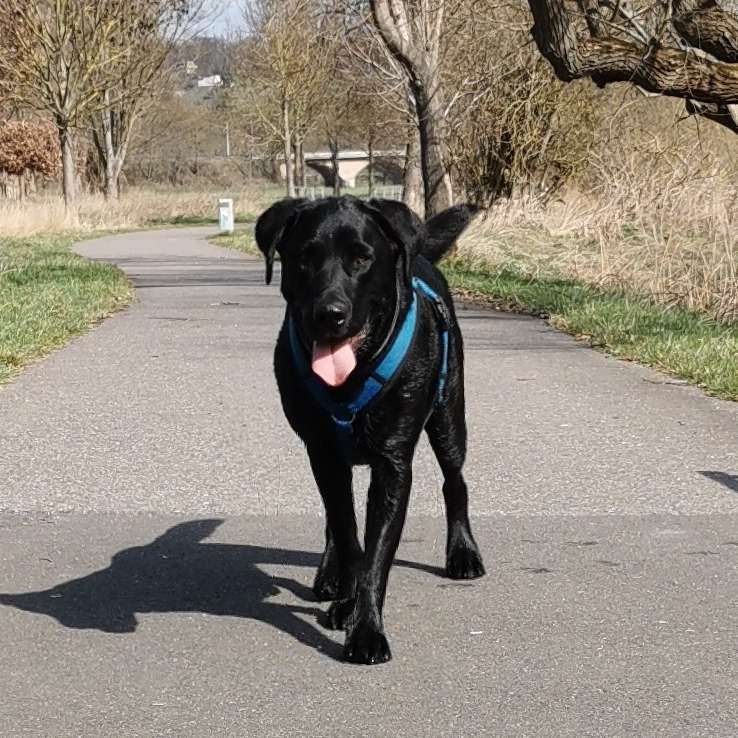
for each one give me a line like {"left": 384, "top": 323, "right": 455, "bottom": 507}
{"left": 325, "top": 598, "right": 355, "bottom": 630}
{"left": 446, "top": 542, "right": 486, "bottom": 580}
{"left": 344, "top": 621, "right": 392, "bottom": 665}
{"left": 313, "top": 571, "right": 340, "bottom": 601}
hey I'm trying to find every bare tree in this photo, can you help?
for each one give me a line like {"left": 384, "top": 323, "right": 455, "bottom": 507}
{"left": 316, "top": 14, "right": 372, "bottom": 197}
{"left": 369, "top": 0, "right": 454, "bottom": 216}
{"left": 235, "top": 0, "right": 331, "bottom": 197}
{"left": 323, "top": 84, "right": 355, "bottom": 196}
{"left": 337, "top": 3, "right": 424, "bottom": 211}
{"left": 0, "top": 1, "right": 136, "bottom": 209}
{"left": 89, "top": 0, "right": 204, "bottom": 200}
{"left": 527, "top": 0, "right": 738, "bottom": 134}
{"left": 436, "top": 2, "right": 601, "bottom": 206}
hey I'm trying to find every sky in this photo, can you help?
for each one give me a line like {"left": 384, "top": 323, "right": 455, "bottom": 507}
{"left": 205, "top": 1, "right": 245, "bottom": 37}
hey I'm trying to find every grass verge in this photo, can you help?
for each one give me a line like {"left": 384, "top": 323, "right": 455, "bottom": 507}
{"left": 208, "top": 221, "right": 737, "bottom": 401}
{"left": 0, "top": 234, "right": 132, "bottom": 384}
{"left": 442, "top": 258, "right": 738, "bottom": 401}
{"left": 209, "top": 226, "right": 257, "bottom": 254}
{"left": 0, "top": 187, "right": 268, "bottom": 239}
{"left": 146, "top": 212, "right": 258, "bottom": 228}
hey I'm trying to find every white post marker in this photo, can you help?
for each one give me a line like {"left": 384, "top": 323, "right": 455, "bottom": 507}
{"left": 218, "top": 198, "right": 234, "bottom": 234}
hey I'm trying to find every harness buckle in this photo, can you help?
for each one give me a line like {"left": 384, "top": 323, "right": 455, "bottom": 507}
{"left": 331, "top": 408, "right": 356, "bottom": 428}
{"left": 431, "top": 296, "right": 451, "bottom": 330}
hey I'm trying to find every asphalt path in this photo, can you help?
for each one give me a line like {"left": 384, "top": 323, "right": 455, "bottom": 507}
{"left": 1, "top": 227, "right": 736, "bottom": 737}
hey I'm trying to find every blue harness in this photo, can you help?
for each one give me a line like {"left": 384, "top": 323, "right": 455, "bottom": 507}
{"left": 288, "top": 277, "right": 450, "bottom": 454}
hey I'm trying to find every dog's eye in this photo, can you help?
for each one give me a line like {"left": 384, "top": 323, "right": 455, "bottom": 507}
{"left": 352, "top": 255, "right": 369, "bottom": 270}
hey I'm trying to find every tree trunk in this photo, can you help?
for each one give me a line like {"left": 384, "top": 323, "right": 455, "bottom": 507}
{"left": 282, "top": 97, "right": 296, "bottom": 198}
{"left": 292, "top": 142, "right": 301, "bottom": 196}
{"left": 369, "top": 0, "right": 453, "bottom": 215}
{"left": 101, "top": 108, "right": 119, "bottom": 200}
{"left": 269, "top": 157, "right": 281, "bottom": 183}
{"left": 104, "top": 164, "right": 121, "bottom": 200}
{"left": 58, "top": 126, "right": 77, "bottom": 211}
{"left": 92, "top": 91, "right": 139, "bottom": 200}
{"left": 402, "top": 132, "right": 424, "bottom": 216}
{"left": 367, "top": 138, "right": 374, "bottom": 198}
{"left": 294, "top": 133, "right": 304, "bottom": 195}
{"left": 329, "top": 138, "right": 341, "bottom": 196}
{"left": 413, "top": 81, "right": 453, "bottom": 217}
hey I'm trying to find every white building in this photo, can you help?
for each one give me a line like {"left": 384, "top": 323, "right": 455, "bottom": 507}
{"left": 197, "top": 75, "right": 223, "bottom": 89}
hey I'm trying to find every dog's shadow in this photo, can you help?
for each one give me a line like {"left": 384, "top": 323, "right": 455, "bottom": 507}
{"left": 0, "top": 519, "right": 443, "bottom": 662}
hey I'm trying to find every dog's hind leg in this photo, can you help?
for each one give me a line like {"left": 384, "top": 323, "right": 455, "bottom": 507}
{"left": 313, "top": 525, "right": 340, "bottom": 601}
{"left": 306, "top": 445, "right": 363, "bottom": 605}
{"left": 425, "top": 389, "right": 486, "bottom": 580}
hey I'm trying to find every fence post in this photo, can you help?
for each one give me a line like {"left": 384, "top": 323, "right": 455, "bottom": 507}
{"left": 218, "top": 198, "right": 234, "bottom": 233}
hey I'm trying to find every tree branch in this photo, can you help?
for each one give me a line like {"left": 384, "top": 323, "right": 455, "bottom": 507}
{"left": 673, "top": 0, "right": 738, "bottom": 62}
{"left": 528, "top": 0, "right": 738, "bottom": 104}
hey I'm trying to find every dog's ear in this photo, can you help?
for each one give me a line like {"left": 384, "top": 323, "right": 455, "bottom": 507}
{"left": 423, "top": 204, "right": 480, "bottom": 264}
{"left": 254, "top": 198, "right": 308, "bottom": 285}
{"left": 359, "top": 199, "right": 422, "bottom": 286}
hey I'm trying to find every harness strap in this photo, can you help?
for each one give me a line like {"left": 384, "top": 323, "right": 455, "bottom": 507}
{"left": 289, "top": 276, "right": 450, "bottom": 453}
{"left": 413, "top": 278, "right": 451, "bottom": 405}
{"left": 344, "top": 288, "right": 418, "bottom": 416}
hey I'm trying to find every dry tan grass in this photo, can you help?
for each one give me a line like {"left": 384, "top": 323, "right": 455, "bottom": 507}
{"left": 0, "top": 185, "right": 279, "bottom": 237}
{"left": 3, "top": 163, "right": 736, "bottom": 324}
{"left": 458, "top": 152, "right": 738, "bottom": 322}
{"left": 453, "top": 84, "right": 738, "bottom": 323}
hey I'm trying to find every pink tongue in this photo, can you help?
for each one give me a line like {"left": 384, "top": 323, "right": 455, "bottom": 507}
{"left": 311, "top": 340, "right": 357, "bottom": 386}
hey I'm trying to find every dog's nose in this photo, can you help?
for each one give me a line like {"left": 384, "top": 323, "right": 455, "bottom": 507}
{"left": 315, "top": 303, "right": 349, "bottom": 330}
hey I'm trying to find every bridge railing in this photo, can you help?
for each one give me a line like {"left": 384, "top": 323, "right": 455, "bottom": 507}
{"left": 297, "top": 185, "right": 404, "bottom": 202}
{"left": 372, "top": 185, "right": 403, "bottom": 201}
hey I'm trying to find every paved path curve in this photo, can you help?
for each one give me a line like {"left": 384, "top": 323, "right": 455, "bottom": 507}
{"left": 1, "top": 228, "right": 736, "bottom": 737}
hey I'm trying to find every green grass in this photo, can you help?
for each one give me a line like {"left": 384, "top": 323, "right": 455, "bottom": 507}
{"left": 442, "top": 258, "right": 738, "bottom": 401}
{"left": 0, "top": 234, "right": 133, "bottom": 384}
{"left": 146, "top": 212, "right": 258, "bottom": 227}
{"left": 209, "top": 226, "right": 257, "bottom": 254}
{"left": 208, "top": 222, "right": 738, "bottom": 401}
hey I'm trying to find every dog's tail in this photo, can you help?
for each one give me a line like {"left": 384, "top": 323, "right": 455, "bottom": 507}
{"left": 421, "top": 204, "right": 480, "bottom": 264}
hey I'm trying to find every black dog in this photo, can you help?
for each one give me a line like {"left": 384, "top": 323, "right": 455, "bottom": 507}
{"left": 255, "top": 195, "right": 485, "bottom": 664}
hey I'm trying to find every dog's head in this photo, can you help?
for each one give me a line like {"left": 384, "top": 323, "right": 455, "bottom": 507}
{"left": 255, "top": 196, "right": 472, "bottom": 387}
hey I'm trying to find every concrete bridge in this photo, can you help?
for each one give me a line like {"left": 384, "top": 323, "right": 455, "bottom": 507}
{"left": 279, "top": 150, "right": 405, "bottom": 189}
